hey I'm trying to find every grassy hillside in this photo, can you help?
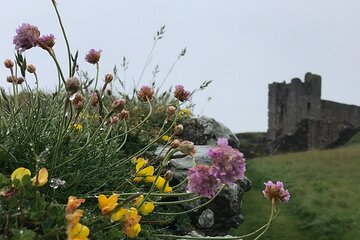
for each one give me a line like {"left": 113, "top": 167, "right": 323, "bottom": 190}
{"left": 231, "top": 144, "right": 360, "bottom": 240}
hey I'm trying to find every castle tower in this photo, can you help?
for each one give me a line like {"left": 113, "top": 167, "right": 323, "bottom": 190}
{"left": 267, "top": 73, "right": 322, "bottom": 142}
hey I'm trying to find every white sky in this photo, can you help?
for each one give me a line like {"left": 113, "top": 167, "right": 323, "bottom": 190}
{"left": 1, "top": 1, "right": 360, "bottom": 133}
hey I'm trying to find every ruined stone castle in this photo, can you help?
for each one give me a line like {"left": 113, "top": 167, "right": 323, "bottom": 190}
{"left": 267, "top": 73, "right": 360, "bottom": 152}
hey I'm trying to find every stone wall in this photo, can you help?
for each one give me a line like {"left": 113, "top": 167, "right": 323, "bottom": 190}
{"left": 268, "top": 73, "right": 360, "bottom": 151}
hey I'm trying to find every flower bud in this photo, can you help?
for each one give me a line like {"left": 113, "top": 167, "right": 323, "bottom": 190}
{"left": 166, "top": 106, "right": 176, "bottom": 117}
{"left": 173, "top": 124, "right": 183, "bottom": 136}
{"left": 4, "top": 59, "right": 14, "bottom": 69}
{"left": 171, "top": 139, "right": 181, "bottom": 149}
{"left": 112, "top": 99, "right": 126, "bottom": 113}
{"left": 15, "top": 77, "right": 24, "bottom": 85}
{"left": 38, "top": 34, "right": 56, "bottom": 49}
{"left": 90, "top": 93, "right": 99, "bottom": 107}
{"left": 174, "top": 85, "right": 191, "bottom": 102}
{"left": 27, "top": 64, "right": 36, "bottom": 73}
{"left": 85, "top": 49, "right": 102, "bottom": 64}
{"left": 111, "top": 116, "right": 120, "bottom": 124}
{"left": 65, "top": 77, "right": 80, "bottom": 95}
{"left": 73, "top": 93, "right": 84, "bottom": 112}
{"left": 164, "top": 170, "right": 173, "bottom": 182}
{"left": 178, "top": 140, "right": 196, "bottom": 156}
{"left": 105, "top": 73, "right": 113, "bottom": 84}
{"left": 118, "top": 110, "right": 130, "bottom": 120}
{"left": 6, "top": 76, "right": 16, "bottom": 83}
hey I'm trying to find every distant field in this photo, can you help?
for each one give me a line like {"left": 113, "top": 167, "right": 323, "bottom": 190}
{"left": 231, "top": 143, "right": 360, "bottom": 240}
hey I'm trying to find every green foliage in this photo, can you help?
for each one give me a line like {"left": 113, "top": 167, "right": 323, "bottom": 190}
{"left": 347, "top": 130, "right": 360, "bottom": 146}
{"left": 232, "top": 145, "right": 360, "bottom": 240}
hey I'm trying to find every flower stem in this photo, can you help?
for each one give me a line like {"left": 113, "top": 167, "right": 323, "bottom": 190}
{"left": 51, "top": 1, "right": 72, "bottom": 78}
{"left": 155, "top": 184, "right": 225, "bottom": 215}
{"left": 253, "top": 198, "right": 276, "bottom": 240}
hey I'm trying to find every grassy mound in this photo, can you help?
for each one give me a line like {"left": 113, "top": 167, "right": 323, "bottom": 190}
{"left": 232, "top": 145, "right": 360, "bottom": 240}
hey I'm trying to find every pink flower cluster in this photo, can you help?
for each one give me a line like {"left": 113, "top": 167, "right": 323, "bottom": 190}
{"left": 187, "top": 165, "right": 218, "bottom": 198}
{"left": 187, "top": 138, "right": 246, "bottom": 198}
{"left": 13, "top": 23, "right": 56, "bottom": 52}
{"left": 262, "top": 181, "right": 290, "bottom": 203}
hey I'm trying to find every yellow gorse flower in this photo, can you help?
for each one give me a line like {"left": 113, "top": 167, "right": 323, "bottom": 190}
{"left": 133, "top": 158, "right": 155, "bottom": 183}
{"left": 11, "top": 167, "right": 48, "bottom": 187}
{"left": 98, "top": 194, "right": 119, "bottom": 215}
{"left": 66, "top": 196, "right": 89, "bottom": 240}
{"left": 161, "top": 135, "right": 170, "bottom": 142}
{"left": 67, "top": 222, "right": 90, "bottom": 240}
{"left": 110, "top": 207, "right": 142, "bottom": 238}
{"left": 73, "top": 123, "right": 83, "bottom": 131}
{"left": 31, "top": 168, "right": 48, "bottom": 186}
{"left": 132, "top": 195, "right": 155, "bottom": 216}
{"left": 132, "top": 158, "right": 172, "bottom": 192}
{"left": 11, "top": 167, "right": 31, "bottom": 182}
{"left": 111, "top": 207, "right": 128, "bottom": 222}
{"left": 154, "top": 176, "right": 172, "bottom": 193}
{"left": 123, "top": 223, "right": 141, "bottom": 239}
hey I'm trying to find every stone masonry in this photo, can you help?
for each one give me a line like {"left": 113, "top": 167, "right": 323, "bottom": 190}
{"left": 268, "top": 72, "right": 360, "bottom": 150}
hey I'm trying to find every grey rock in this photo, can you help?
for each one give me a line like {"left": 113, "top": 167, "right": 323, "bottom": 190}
{"left": 180, "top": 116, "right": 240, "bottom": 148}
{"left": 167, "top": 144, "right": 251, "bottom": 236}
{"left": 198, "top": 209, "right": 214, "bottom": 228}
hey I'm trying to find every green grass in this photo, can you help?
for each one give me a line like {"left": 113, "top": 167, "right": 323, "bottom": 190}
{"left": 231, "top": 145, "right": 360, "bottom": 240}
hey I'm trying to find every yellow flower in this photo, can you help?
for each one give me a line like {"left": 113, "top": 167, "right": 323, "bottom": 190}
{"left": 181, "top": 108, "right": 191, "bottom": 116}
{"left": 161, "top": 135, "right": 170, "bottom": 142}
{"left": 66, "top": 209, "right": 84, "bottom": 226}
{"left": 31, "top": 168, "right": 48, "bottom": 187}
{"left": 111, "top": 207, "right": 128, "bottom": 222}
{"left": 132, "top": 195, "right": 155, "bottom": 216}
{"left": 135, "top": 158, "right": 148, "bottom": 172}
{"left": 67, "top": 222, "right": 90, "bottom": 240}
{"left": 11, "top": 167, "right": 31, "bottom": 182}
{"left": 133, "top": 159, "right": 155, "bottom": 183}
{"left": 124, "top": 207, "right": 141, "bottom": 226}
{"left": 73, "top": 123, "right": 83, "bottom": 131}
{"left": 123, "top": 223, "right": 141, "bottom": 239}
{"left": 139, "top": 202, "right": 155, "bottom": 216}
{"left": 98, "top": 194, "right": 119, "bottom": 215}
{"left": 66, "top": 196, "right": 85, "bottom": 214}
{"left": 154, "top": 176, "right": 172, "bottom": 193}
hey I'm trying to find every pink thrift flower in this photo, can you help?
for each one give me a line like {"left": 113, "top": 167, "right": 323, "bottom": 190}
{"left": 208, "top": 138, "right": 246, "bottom": 184}
{"left": 13, "top": 23, "right": 40, "bottom": 52}
{"left": 137, "top": 85, "right": 154, "bottom": 102}
{"left": 174, "top": 85, "right": 190, "bottom": 102}
{"left": 85, "top": 49, "right": 102, "bottom": 64}
{"left": 187, "top": 165, "right": 218, "bottom": 198}
{"left": 262, "top": 181, "right": 290, "bottom": 203}
{"left": 38, "top": 34, "right": 56, "bottom": 49}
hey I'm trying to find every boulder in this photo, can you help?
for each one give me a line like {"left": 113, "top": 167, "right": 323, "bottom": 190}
{"left": 179, "top": 116, "right": 240, "bottom": 148}
{"left": 168, "top": 145, "right": 251, "bottom": 236}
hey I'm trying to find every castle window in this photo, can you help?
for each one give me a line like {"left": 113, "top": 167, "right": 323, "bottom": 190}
{"left": 307, "top": 102, "right": 311, "bottom": 111}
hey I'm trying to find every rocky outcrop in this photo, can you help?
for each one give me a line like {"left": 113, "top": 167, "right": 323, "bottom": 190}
{"left": 167, "top": 145, "right": 251, "bottom": 236}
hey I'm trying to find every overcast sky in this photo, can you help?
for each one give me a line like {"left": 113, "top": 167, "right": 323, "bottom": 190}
{"left": 1, "top": 1, "right": 360, "bottom": 133}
